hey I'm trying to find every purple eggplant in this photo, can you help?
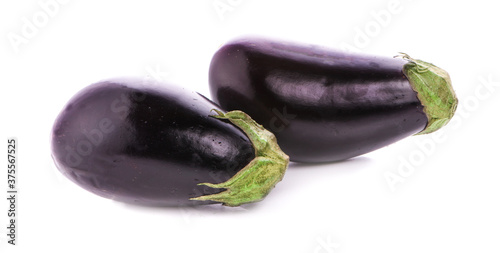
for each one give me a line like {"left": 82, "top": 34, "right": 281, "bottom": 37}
{"left": 209, "top": 38, "right": 458, "bottom": 163}
{"left": 51, "top": 79, "right": 288, "bottom": 206}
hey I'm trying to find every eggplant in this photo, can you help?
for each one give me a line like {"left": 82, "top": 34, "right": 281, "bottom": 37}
{"left": 209, "top": 38, "right": 458, "bottom": 163}
{"left": 51, "top": 79, "right": 288, "bottom": 206}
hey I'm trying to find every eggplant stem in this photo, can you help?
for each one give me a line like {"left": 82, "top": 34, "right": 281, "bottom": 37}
{"left": 395, "top": 53, "right": 430, "bottom": 73}
{"left": 400, "top": 55, "right": 458, "bottom": 134}
{"left": 190, "top": 110, "right": 289, "bottom": 206}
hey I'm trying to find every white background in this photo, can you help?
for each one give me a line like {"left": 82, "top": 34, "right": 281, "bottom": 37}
{"left": 1, "top": 0, "right": 499, "bottom": 252}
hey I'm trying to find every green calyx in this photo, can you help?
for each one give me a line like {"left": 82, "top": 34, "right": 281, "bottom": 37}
{"left": 190, "top": 109, "right": 289, "bottom": 207}
{"left": 397, "top": 53, "right": 458, "bottom": 135}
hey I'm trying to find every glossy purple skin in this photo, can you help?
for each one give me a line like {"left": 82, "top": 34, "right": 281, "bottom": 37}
{"left": 51, "top": 79, "right": 254, "bottom": 206}
{"left": 209, "top": 38, "right": 428, "bottom": 162}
